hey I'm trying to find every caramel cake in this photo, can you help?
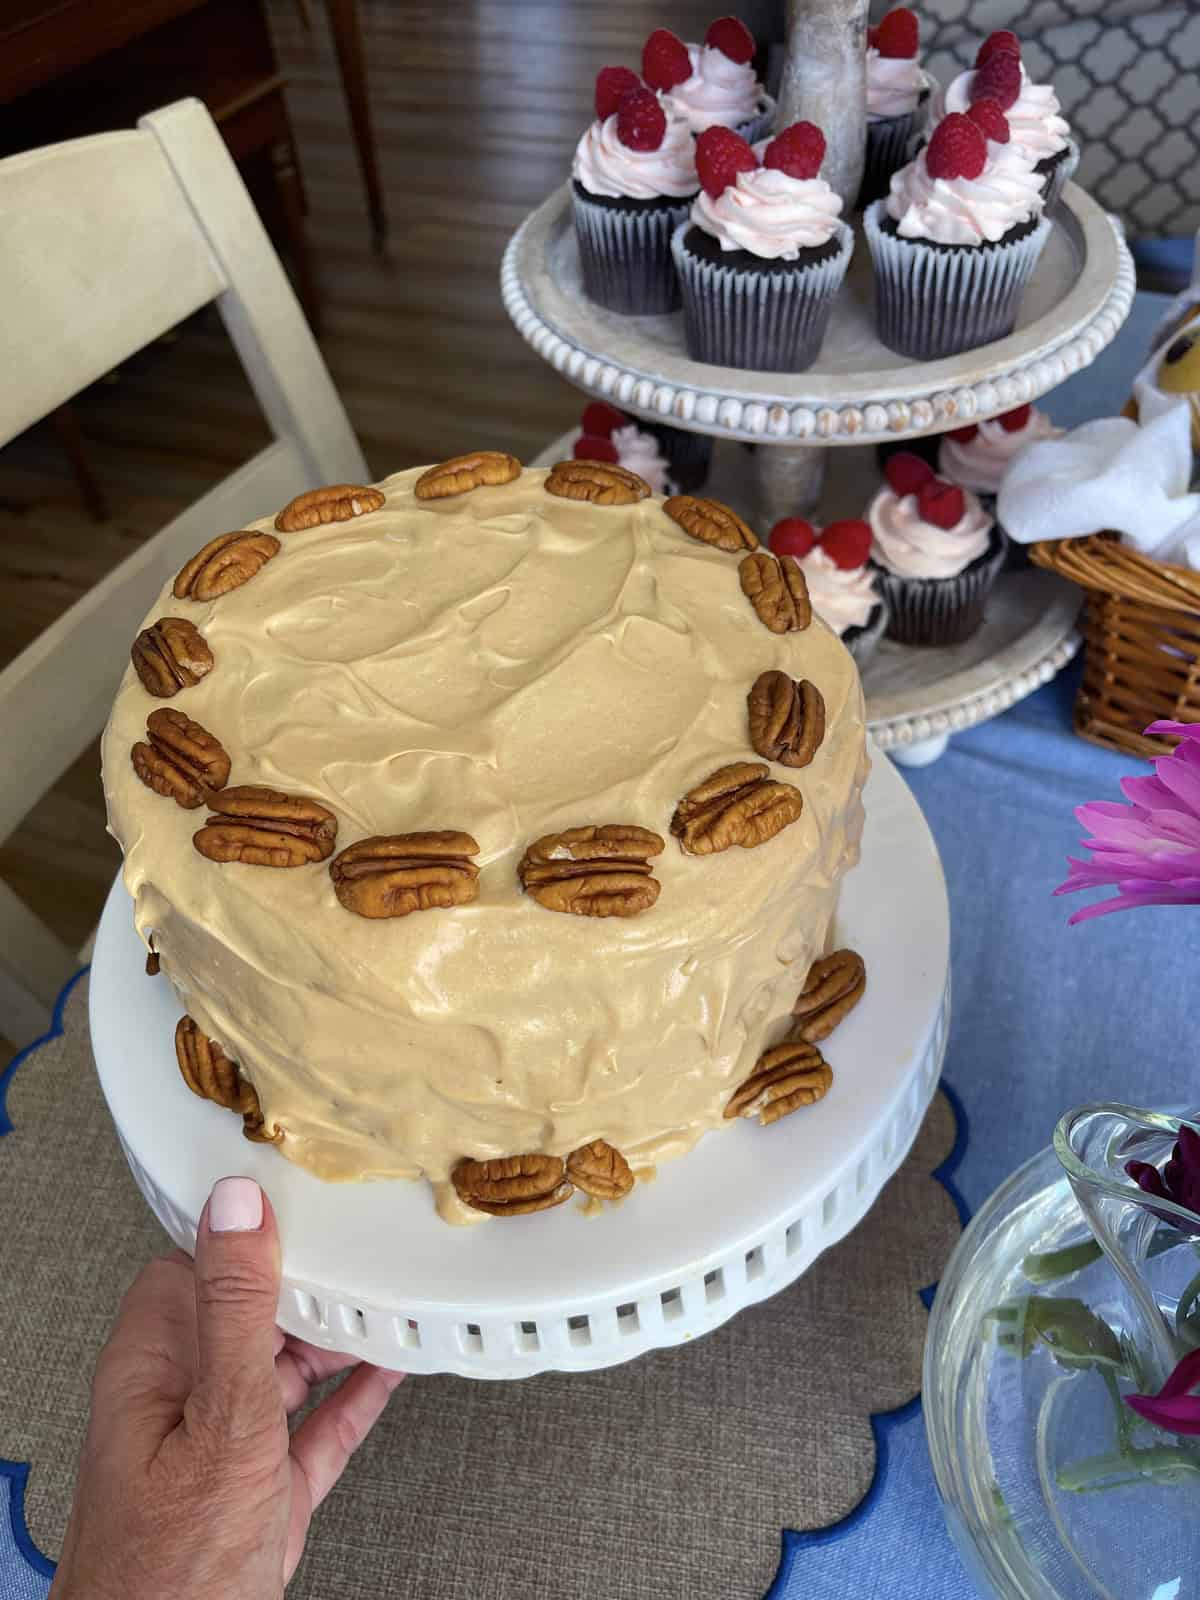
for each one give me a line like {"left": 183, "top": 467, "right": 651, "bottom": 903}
{"left": 102, "top": 454, "right": 869, "bottom": 1223}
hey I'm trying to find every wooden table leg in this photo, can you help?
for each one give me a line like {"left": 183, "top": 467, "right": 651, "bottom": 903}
{"left": 325, "top": 0, "right": 387, "bottom": 248}
{"left": 48, "top": 404, "right": 109, "bottom": 523}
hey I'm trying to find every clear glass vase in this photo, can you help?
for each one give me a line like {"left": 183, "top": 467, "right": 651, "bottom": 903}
{"left": 925, "top": 1103, "right": 1200, "bottom": 1599}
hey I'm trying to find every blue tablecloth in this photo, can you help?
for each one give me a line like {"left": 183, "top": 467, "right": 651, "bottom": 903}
{"left": 2, "top": 292, "right": 1192, "bottom": 1599}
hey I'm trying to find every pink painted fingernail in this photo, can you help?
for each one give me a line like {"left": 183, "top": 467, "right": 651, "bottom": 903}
{"left": 208, "top": 1177, "right": 263, "bottom": 1233}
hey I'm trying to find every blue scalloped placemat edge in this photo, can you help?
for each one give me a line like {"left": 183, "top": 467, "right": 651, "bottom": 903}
{"left": 764, "top": 1077, "right": 970, "bottom": 1598}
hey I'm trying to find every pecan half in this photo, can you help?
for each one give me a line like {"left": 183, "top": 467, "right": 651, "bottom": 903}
{"left": 664, "top": 494, "right": 757, "bottom": 553}
{"left": 414, "top": 450, "right": 522, "bottom": 500}
{"left": 145, "top": 950, "right": 160, "bottom": 977}
{"left": 747, "top": 672, "right": 826, "bottom": 769}
{"left": 173, "top": 530, "right": 280, "bottom": 600}
{"left": 330, "top": 831, "right": 480, "bottom": 918}
{"left": 452, "top": 1154, "right": 573, "bottom": 1216}
{"left": 739, "top": 552, "right": 812, "bottom": 634}
{"left": 544, "top": 458, "right": 650, "bottom": 505}
{"left": 175, "top": 1015, "right": 280, "bottom": 1143}
{"left": 671, "top": 763, "right": 803, "bottom": 856}
{"left": 193, "top": 786, "right": 338, "bottom": 867}
{"left": 567, "top": 1140, "right": 635, "bottom": 1200}
{"left": 131, "top": 707, "right": 231, "bottom": 809}
{"left": 724, "top": 1040, "right": 832, "bottom": 1126}
{"left": 519, "top": 824, "right": 664, "bottom": 917}
{"left": 791, "top": 948, "right": 866, "bottom": 1043}
{"left": 274, "top": 483, "right": 385, "bottom": 532}
{"left": 131, "top": 617, "right": 213, "bottom": 698}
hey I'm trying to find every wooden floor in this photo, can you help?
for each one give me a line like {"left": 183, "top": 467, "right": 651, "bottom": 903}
{"left": 0, "top": 0, "right": 737, "bottom": 1035}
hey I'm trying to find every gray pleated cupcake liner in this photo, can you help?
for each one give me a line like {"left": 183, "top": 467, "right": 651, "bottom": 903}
{"left": 863, "top": 201, "right": 1052, "bottom": 360}
{"left": 573, "top": 191, "right": 693, "bottom": 314}
{"left": 872, "top": 535, "right": 1007, "bottom": 647}
{"left": 671, "top": 220, "right": 854, "bottom": 372}
{"left": 857, "top": 113, "right": 916, "bottom": 209}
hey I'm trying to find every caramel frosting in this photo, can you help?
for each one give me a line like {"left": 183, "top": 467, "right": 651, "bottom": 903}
{"left": 102, "top": 468, "right": 868, "bottom": 1221}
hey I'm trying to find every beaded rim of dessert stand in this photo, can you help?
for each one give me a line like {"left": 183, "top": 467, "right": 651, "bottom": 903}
{"left": 501, "top": 182, "right": 1135, "bottom": 445}
{"left": 89, "top": 750, "right": 951, "bottom": 1380}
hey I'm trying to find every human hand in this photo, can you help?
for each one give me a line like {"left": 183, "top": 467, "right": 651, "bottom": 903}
{"left": 50, "top": 1177, "right": 403, "bottom": 1600}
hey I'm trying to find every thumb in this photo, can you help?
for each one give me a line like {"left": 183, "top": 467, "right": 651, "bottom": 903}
{"left": 192, "top": 1176, "right": 282, "bottom": 1403}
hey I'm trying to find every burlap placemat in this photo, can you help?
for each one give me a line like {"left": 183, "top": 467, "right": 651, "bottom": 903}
{"left": 0, "top": 974, "right": 960, "bottom": 1599}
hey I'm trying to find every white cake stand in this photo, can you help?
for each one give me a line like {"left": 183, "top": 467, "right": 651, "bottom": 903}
{"left": 89, "top": 747, "right": 950, "bottom": 1381}
{"left": 535, "top": 430, "right": 1082, "bottom": 768}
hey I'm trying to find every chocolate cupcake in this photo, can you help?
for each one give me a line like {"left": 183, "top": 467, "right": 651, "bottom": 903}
{"left": 867, "top": 462, "right": 1005, "bottom": 646}
{"left": 673, "top": 121, "right": 852, "bottom": 372}
{"left": 648, "top": 19, "right": 775, "bottom": 145}
{"left": 864, "top": 110, "right": 1049, "bottom": 360}
{"left": 938, "top": 403, "right": 1063, "bottom": 569}
{"left": 859, "top": 7, "right": 932, "bottom": 209}
{"left": 766, "top": 517, "right": 887, "bottom": 668}
{"left": 572, "top": 76, "right": 698, "bottom": 315}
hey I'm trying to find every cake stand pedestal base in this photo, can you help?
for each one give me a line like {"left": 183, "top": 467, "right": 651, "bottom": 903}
{"left": 756, "top": 439, "right": 826, "bottom": 521}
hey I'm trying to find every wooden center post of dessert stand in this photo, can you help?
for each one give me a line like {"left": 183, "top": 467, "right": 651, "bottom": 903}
{"left": 765, "top": 0, "right": 868, "bottom": 517}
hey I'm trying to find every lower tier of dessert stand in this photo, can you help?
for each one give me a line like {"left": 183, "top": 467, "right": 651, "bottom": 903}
{"left": 89, "top": 744, "right": 949, "bottom": 1381}
{"left": 535, "top": 432, "right": 1082, "bottom": 768}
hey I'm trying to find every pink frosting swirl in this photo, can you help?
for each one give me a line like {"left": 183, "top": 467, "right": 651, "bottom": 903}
{"left": 885, "top": 139, "right": 1044, "bottom": 245}
{"left": 867, "top": 49, "right": 928, "bottom": 120}
{"left": 795, "top": 547, "right": 879, "bottom": 634}
{"left": 938, "top": 409, "right": 1064, "bottom": 495}
{"left": 691, "top": 167, "right": 843, "bottom": 258}
{"left": 661, "top": 43, "right": 769, "bottom": 134}
{"left": 573, "top": 112, "right": 698, "bottom": 200}
{"left": 612, "top": 423, "right": 672, "bottom": 495}
{"left": 936, "top": 65, "right": 1070, "bottom": 164}
{"left": 868, "top": 486, "right": 993, "bottom": 579}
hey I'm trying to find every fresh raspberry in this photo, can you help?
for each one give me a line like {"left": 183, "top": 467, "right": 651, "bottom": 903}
{"left": 998, "top": 404, "right": 1032, "bottom": 432}
{"left": 971, "top": 50, "right": 1022, "bottom": 111}
{"left": 642, "top": 28, "right": 692, "bottom": 91}
{"left": 594, "top": 66, "right": 643, "bottom": 122}
{"left": 875, "top": 8, "right": 919, "bottom": 59}
{"left": 763, "top": 121, "right": 826, "bottom": 181}
{"left": 574, "top": 434, "right": 619, "bottom": 463}
{"left": 946, "top": 424, "right": 979, "bottom": 443}
{"left": 819, "top": 519, "right": 872, "bottom": 571}
{"left": 976, "top": 30, "right": 1021, "bottom": 67}
{"left": 925, "top": 113, "right": 987, "bottom": 181}
{"left": 704, "top": 16, "right": 755, "bottom": 64}
{"left": 768, "top": 517, "right": 816, "bottom": 559}
{"left": 581, "top": 401, "right": 628, "bottom": 438}
{"left": 617, "top": 87, "right": 667, "bottom": 152}
{"left": 966, "top": 98, "right": 1010, "bottom": 144}
{"left": 695, "top": 124, "right": 758, "bottom": 197}
{"left": 883, "top": 451, "right": 934, "bottom": 497}
{"left": 917, "top": 478, "right": 966, "bottom": 530}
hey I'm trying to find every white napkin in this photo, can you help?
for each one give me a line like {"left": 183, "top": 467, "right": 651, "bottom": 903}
{"left": 997, "top": 385, "right": 1200, "bottom": 569}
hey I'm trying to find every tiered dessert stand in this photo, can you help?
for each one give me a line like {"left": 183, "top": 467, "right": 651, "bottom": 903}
{"left": 502, "top": 0, "right": 1136, "bottom": 765}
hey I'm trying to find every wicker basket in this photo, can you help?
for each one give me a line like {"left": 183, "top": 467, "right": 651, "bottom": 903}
{"left": 1028, "top": 534, "right": 1200, "bottom": 760}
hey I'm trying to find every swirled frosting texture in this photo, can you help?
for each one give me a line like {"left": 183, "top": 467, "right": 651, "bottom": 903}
{"left": 867, "top": 49, "right": 926, "bottom": 120}
{"left": 661, "top": 43, "right": 768, "bottom": 133}
{"left": 886, "top": 141, "right": 1044, "bottom": 245}
{"left": 869, "top": 485, "right": 993, "bottom": 578}
{"left": 938, "top": 65, "right": 1070, "bottom": 163}
{"left": 102, "top": 469, "right": 868, "bottom": 1221}
{"left": 795, "top": 548, "right": 879, "bottom": 633}
{"left": 938, "top": 409, "right": 1063, "bottom": 495}
{"left": 573, "top": 112, "right": 698, "bottom": 200}
{"left": 691, "top": 167, "right": 844, "bottom": 257}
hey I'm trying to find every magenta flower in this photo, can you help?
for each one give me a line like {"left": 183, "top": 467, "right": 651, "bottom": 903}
{"left": 1127, "top": 1347, "right": 1200, "bottom": 1436}
{"left": 1056, "top": 721, "right": 1200, "bottom": 924}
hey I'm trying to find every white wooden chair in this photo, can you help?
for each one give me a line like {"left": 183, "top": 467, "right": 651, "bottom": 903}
{"left": 0, "top": 97, "right": 368, "bottom": 1043}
